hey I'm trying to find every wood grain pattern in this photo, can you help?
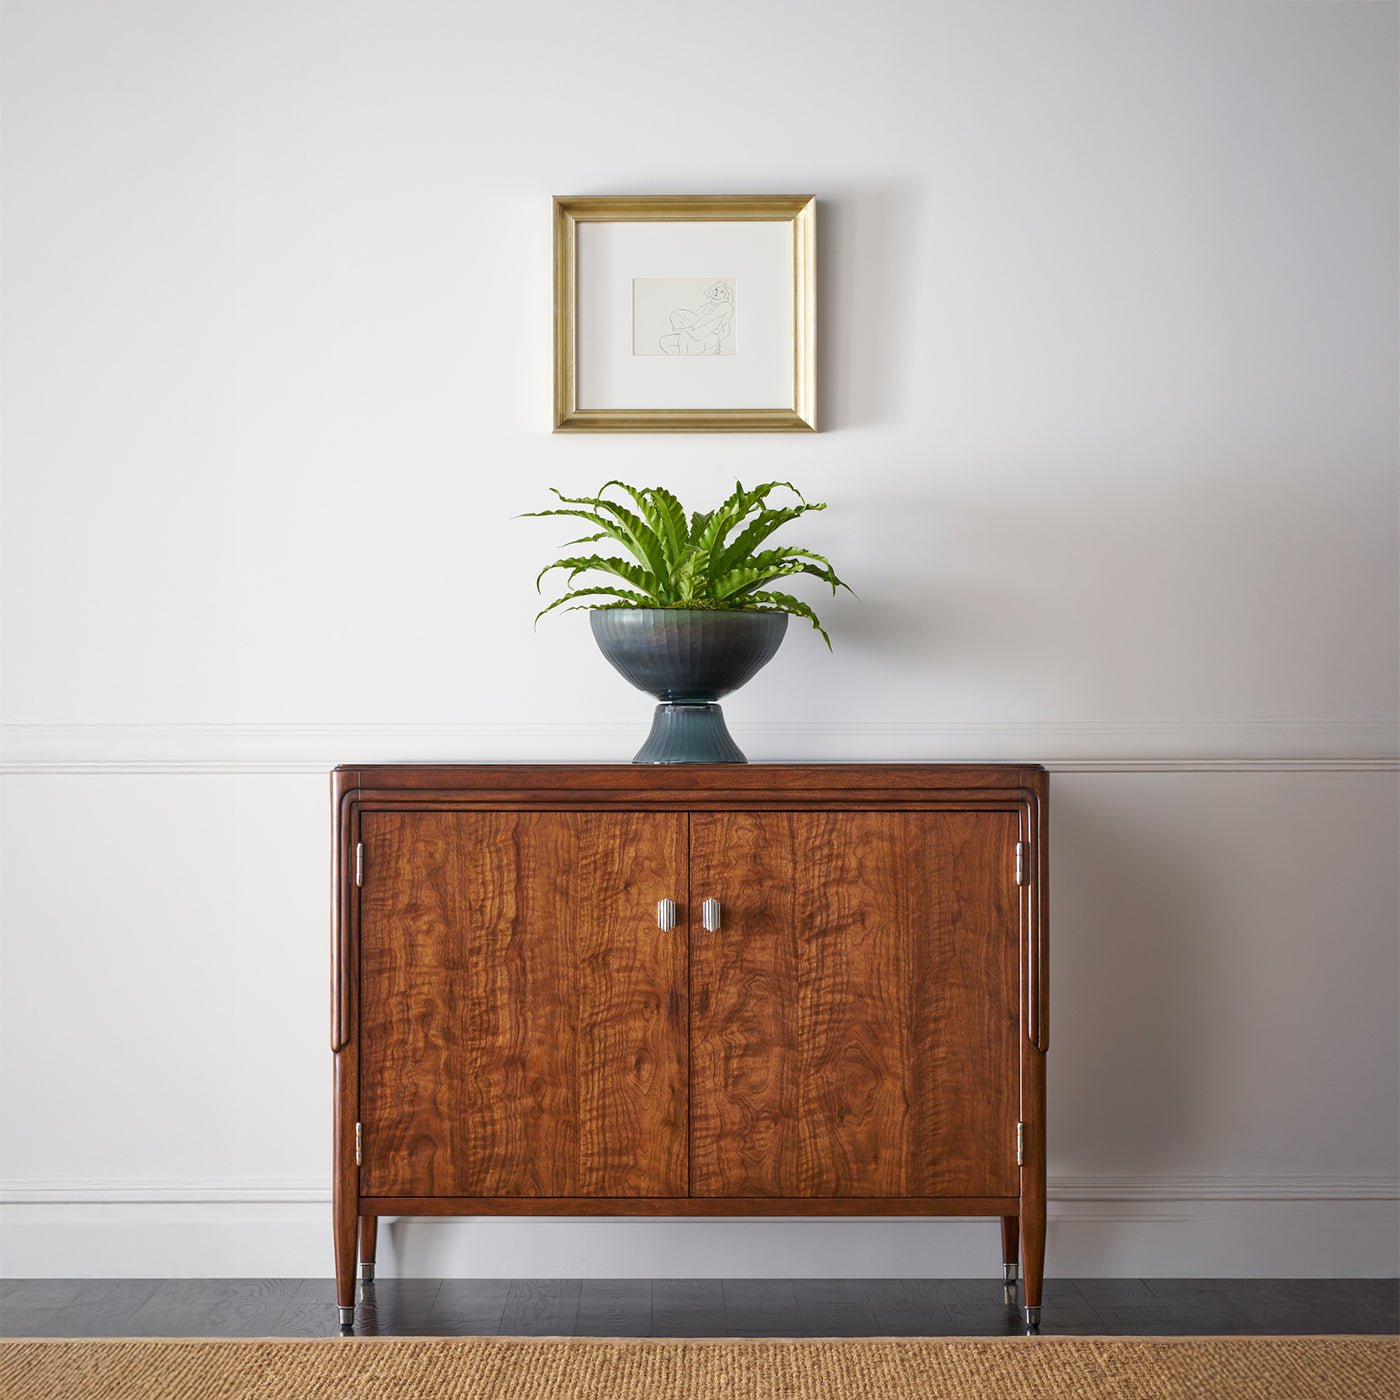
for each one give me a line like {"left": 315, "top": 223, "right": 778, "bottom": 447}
{"left": 689, "top": 810, "right": 1020, "bottom": 1199}
{"left": 359, "top": 810, "right": 687, "bottom": 1199}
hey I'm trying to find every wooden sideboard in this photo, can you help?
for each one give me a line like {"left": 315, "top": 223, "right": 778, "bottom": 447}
{"left": 331, "top": 764, "right": 1049, "bottom": 1328}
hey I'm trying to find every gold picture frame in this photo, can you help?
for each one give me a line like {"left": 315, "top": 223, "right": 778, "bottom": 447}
{"left": 552, "top": 195, "right": 816, "bottom": 432}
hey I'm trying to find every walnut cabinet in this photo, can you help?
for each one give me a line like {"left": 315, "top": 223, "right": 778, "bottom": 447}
{"left": 332, "top": 765, "right": 1048, "bottom": 1327}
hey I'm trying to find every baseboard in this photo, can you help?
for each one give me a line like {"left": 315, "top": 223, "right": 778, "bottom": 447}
{"left": 2, "top": 1177, "right": 1395, "bottom": 1279}
{"left": 2, "top": 719, "right": 1396, "bottom": 773}
{"left": 2, "top": 1199, "right": 1395, "bottom": 1280}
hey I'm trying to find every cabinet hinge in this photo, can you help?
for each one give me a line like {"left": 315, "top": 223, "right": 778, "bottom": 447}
{"left": 1015, "top": 841, "right": 1028, "bottom": 886}
{"left": 355, "top": 843, "right": 364, "bottom": 888}
{"left": 1016, "top": 1120, "right": 1025, "bottom": 1166}
{"left": 355, "top": 1122, "right": 362, "bottom": 1166}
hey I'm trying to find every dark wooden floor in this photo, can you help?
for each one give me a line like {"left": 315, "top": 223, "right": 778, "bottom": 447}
{"left": 1, "top": 1278, "right": 1396, "bottom": 1338}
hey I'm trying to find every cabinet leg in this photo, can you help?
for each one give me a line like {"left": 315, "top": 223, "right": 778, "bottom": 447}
{"left": 359, "top": 1215, "right": 378, "bottom": 1282}
{"left": 333, "top": 1186, "right": 357, "bottom": 1328}
{"left": 1000, "top": 1215, "right": 1019, "bottom": 1286}
{"left": 1020, "top": 1199, "right": 1045, "bottom": 1330}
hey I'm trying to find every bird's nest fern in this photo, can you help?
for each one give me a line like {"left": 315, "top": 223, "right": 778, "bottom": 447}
{"left": 522, "top": 480, "right": 851, "bottom": 648}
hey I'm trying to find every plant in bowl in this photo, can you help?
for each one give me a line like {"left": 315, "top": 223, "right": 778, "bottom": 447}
{"left": 524, "top": 479, "right": 850, "bottom": 763}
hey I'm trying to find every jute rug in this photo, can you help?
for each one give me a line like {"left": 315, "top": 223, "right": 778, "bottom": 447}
{"left": 1, "top": 1335, "right": 1396, "bottom": 1400}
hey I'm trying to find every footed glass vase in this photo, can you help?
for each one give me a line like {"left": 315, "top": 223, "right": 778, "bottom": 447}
{"left": 589, "top": 609, "right": 788, "bottom": 764}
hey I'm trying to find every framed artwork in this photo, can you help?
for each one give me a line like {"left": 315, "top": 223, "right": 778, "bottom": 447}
{"left": 552, "top": 195, "right": 816, "bottom": 432}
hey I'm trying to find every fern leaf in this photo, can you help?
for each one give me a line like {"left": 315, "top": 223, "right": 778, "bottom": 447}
{"left": 698, "top": 482, "right": 809, "bottom": 581}
{"left": 709, "top": 562, "right": 801, "bottom": 598}
{"left": 534, "top": 586, "right": 653, "bottom": 624}
{"left": 714, "top": 503, "right": 826, "bottom": 574}
{"left": 536, "top": 555, "right": 660, "bottom": 597}
{"left": 695, "top": 481, "right": 751, "bottom": 572}
{"left": 517, "top": 506, "right": 642, "bottom": 561}
{"left": 669, "top": 542, "right": 706, "bottom": 603}
{"left": 735, "top": 549, "right": 849, "bottom": 593}
{"left": 647, "top": 486, "right": 689, "bottom": 566}
{"left": 709, "top": 566, "right": 780, "bottom": 599}
{"left": 525, "top": 480, "right": 847, "bottom": 638}
{"left": 551, "top": 487, "right": 667, "bottom": 579}
{"left": 597, "top": 480, "right": 675, "bottom": 562}
{"left": 713, "top": 561, "right": 844, "bottom": 599}
{"left": 743, "top": 590, "right": 833, "bottom": 649}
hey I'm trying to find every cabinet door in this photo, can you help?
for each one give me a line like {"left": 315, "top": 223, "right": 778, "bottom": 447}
{"left": 359, "top": 810, "right": 688, "bottom": 1198}
{"left": 690, "top": 810, "right": 1020, "bottom": 1199}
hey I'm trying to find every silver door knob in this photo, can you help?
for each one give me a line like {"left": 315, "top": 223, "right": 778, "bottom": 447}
{"left": 702, "top": 898, "right": 721, "bottom": 932}
{"left": 657, "top": 898, "right": 677, "bottom": 932}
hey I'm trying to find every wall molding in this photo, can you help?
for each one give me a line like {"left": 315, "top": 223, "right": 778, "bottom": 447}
{"left": 7, "top": 1199, "right": 1393, "bottom": 1277}
{"left": 4, "top": 1177, "right": 1394, "bottom": 1277}
{"left": 2, "top": 720, "right": 1396, "bottom": 775}
{"left": 1048, "top": 1173, "right": 1398, "bottom": 1203}
{"left": 4, "top": 1173, "right": 1394, "bottom": 1206}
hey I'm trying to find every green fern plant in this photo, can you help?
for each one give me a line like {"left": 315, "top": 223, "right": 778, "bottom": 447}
{"left": 522, "top": 479, "right": 851, "bottom": 647}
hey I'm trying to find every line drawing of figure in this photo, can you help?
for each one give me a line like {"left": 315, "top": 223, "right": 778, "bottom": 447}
{"left": 659, "top": 279, "right": 735, "bottom": 355}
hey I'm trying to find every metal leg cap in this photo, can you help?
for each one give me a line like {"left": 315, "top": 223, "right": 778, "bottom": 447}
{"left": 1003, "top": 1263, "right": 1018, "bottom": 1284}
{"left": 1023, "top": 1305, "right": 1041, "bottom": 1330}
{"left": 360, "top": 1262, "right": 375, "bottom": 1282}
{"left": 338, "top": 1306, "right": 355, "bottom": 1328}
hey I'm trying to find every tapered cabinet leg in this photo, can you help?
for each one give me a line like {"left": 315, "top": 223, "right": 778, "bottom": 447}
{"left": 359, "top": 1215, "right": 378, "bottom": 1282}
{"left": 1020, "top": 1206, "right": 1044, "bottom": 1329}
{"left": 1020, "top": 1056, "right": 1047, "bottom": 1329}
{"left": 1000, "top": 1215, "right": 1019, "bottom": 1286}
{"left": 334, "top": 1188, "right": 358, "bottom": 1327}
{"left": 333, "top": 1046, "right": 359, "bottom": 1329}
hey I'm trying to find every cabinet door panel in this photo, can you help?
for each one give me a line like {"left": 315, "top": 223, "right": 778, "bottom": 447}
{"left": 359, "top": 810, "right": 687, "bottom": 1198}
{"left": 690, "top": 810, "right": 1019, "bottom": 1198}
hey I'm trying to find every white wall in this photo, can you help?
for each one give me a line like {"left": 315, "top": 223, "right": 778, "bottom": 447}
{"left": 2, "top": 0, "right": 1396, "bottom": 1278}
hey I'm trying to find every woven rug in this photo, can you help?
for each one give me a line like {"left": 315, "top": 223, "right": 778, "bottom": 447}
{"left": 1, "top": 1335, "right": 1396, "bottom": 1400}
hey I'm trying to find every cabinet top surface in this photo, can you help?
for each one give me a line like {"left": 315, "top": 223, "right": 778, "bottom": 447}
{"left": 334, "top": 762, "right": 1045, "bottom": 770}
{"left": 333, "top": 763, "right": 1047, "bottom": 793}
